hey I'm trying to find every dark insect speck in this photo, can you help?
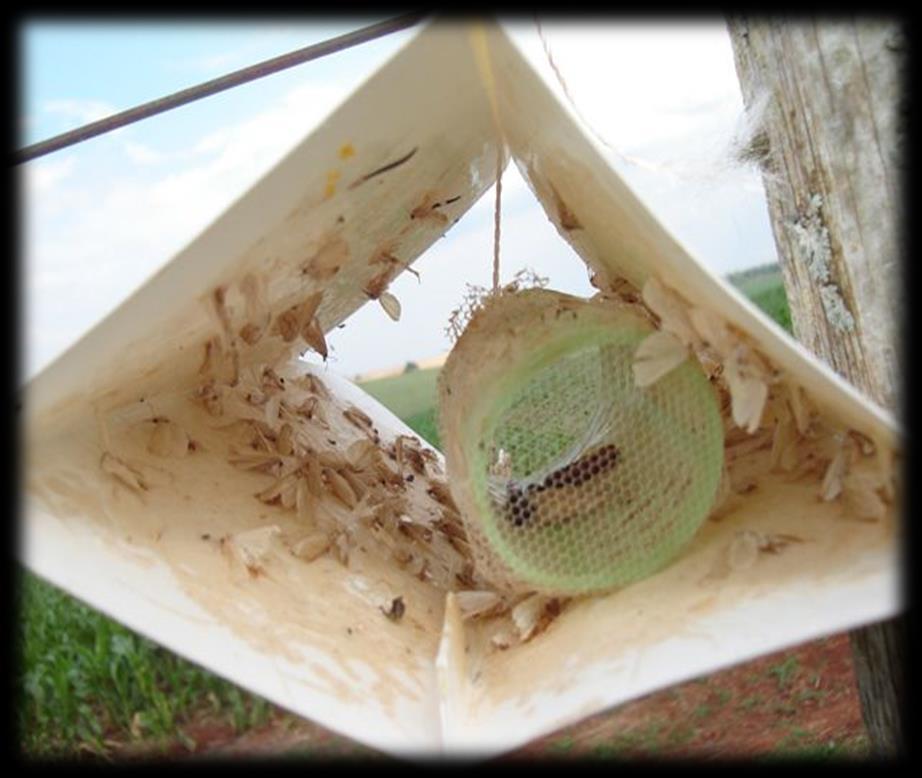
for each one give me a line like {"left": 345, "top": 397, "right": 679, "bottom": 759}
{"left": 501, "top": 443, "right": 620, "bottom": 528}
{"left": 381, "top": 596, "right": 405, "bottom": 622}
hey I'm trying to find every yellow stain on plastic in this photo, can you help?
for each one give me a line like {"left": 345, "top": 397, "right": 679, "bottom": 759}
{"left": 338, "top": 143, "right": 356, "bottom": 160}
{"left": 324, "top": 169, "right": 341, "bottom": 200}
{"left": 468, "top": 24, "right": 504, "bottom": 141}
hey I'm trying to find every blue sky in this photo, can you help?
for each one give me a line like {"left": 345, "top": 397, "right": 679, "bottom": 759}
{"left": 20, "top": 19, "right": 409, "bottom": 147}
{"left": 19, "top": 18, "right": 778, "bottom": 381}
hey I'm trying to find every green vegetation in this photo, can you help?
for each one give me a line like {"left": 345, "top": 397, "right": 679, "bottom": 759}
{"left": 726, "top": 261, "right": 781, "bottom": 290}
{"left": 738, "top": 694, "right": 765, "bottom": 712}
{"left": 588, "top": 722, "right": 668, "bottom": 758}
{"left": 727, "top": 262, "right": 793, "bottom": 335}
{"left": 747, "top": 284, "right": 793, "bottom": 334}
{"left": 404, "top": 406, "right": 441, "bottom": 449}
{"left": 794, "top": 688, "right": 826, "bottom": 704}
{"left": 692, "top": 704, "right": 713, "bottom": 720}
{"left": 714, "top": 688, "right": 732, "bottom": 707}
{"left": 550, "top": 735, "right": 575, "bottom": 754}
{"left": 762, "top": 733, "right": 870, "bottom": 761}
{"left": 590, "top": 742, "right": 617, "bottom": 758}
{"left": 358, "top": 365, "right": 440, "bottom": 421}
{"left": 17, "top": 572, "right": 269, "bottom": 759}
{"left": 665, "top": 724, "right": 696, "bottom": 748}
{"left": 769, "top": 656, "right": 801, "bottom": 690}
{"left": 17, "top": 269, "right": 795, "bottom": 758}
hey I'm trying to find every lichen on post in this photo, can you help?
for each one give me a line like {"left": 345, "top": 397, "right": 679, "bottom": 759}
{"left": 726, "top": 15, "right": 906, "bottom": 756}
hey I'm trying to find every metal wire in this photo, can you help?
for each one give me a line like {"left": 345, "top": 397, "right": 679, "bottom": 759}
{"left": 14, "top": 13, "right": 428, "bottom": 165}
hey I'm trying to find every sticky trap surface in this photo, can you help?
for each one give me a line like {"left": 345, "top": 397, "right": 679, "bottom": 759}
{"left": 23, "top": 22, "right": 502, "bottom": 756}
{"left": 22, "top": 21, "right": 901, "bottom": 758}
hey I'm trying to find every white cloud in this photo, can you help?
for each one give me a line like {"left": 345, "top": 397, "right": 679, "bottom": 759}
{"left": 123, "top": 141, "right": 169, "bottom": 166}
{"left": 164, "top": 23, "right": 369, "bottom": 77}
{"left": 43, "top": 98, "right": 117, "bottom": 124}
{"left": 23, "top": 24, "right": 777, "bottom": 383}
{"left": 23, "top": 79, "right": 347, "bottom": 380}
{"left": 506, "top": 20, "right": 749, "bottom": 178}
{"left": 22, "top": 154, "right": 76, "bottom": 196}
{"left": 183, "top": 81, "right": 342, "bottom": 178}
{"left": 170, "top": 49, "right": 247, "bottom": 76}
{"left": 500, "top": 21, "right": 777, "bottom": 270}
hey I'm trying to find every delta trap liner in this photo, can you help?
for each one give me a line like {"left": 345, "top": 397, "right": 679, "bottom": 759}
{"left": 23, "top": 22, "right": 902, "bottom": 757}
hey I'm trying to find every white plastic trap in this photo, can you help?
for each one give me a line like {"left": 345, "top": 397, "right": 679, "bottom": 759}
{"left": 22, "top": 21, "right": 901, "bottom": 758}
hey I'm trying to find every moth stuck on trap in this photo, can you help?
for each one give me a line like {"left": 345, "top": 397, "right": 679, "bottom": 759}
{"left": 22, "top": 20, "right": 901, "bottom": 758}
{"left": 438, "top": 288, "right": 725, "bottom": 596}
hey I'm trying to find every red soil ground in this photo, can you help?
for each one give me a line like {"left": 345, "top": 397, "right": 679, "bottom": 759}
{"left": 115, "top": 631, "right": 868, "bottom": 761}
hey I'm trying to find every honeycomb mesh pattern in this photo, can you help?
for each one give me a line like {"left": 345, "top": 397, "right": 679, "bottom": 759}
{"left": 463, "top": 311, "right": 725, "bottom": 596}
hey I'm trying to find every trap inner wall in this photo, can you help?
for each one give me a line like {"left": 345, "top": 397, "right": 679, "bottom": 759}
{"left": 22, "top": 21, "right": 901, "bottom": 757}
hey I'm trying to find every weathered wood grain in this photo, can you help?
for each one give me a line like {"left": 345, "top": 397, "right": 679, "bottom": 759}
{"left": 728, "top": 17, "right": 904, "bottom": 413}
{"left": 727, "top": 16, "right": 905, "bottom": 757}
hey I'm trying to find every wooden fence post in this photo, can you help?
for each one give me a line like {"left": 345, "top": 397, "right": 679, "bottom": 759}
{"left": 725, "top": 16, "right": 906, "bottom": 757}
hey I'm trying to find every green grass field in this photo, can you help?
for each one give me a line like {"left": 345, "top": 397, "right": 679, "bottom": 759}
{"left": 358, "top": 366, "right": 440, "bottom": 422}
{"left": 728, "top": 263, "right": 792, "bottom": 335}
{"left": 17, "top": 572, "right": 271, "bottom": 758}
{"left": 17, "top": 268, "right": 792, "bottom": 759}
{"left": 361, "top": 370, "right": 442, "bottom": 448}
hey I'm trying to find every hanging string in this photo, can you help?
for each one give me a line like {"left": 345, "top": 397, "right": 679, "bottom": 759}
{"left": 492, "top": 145, "right": 503, "bottom": 293}
{"left": 533, "top": 17, "right": 681, "bottom": 181}
{"left": 468, "top": 23, "right": 508, "bottom": 294}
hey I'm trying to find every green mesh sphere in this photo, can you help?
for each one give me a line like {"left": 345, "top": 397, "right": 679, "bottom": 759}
{"left": 440, "top": 290, "right": 724, "bottom": 596}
